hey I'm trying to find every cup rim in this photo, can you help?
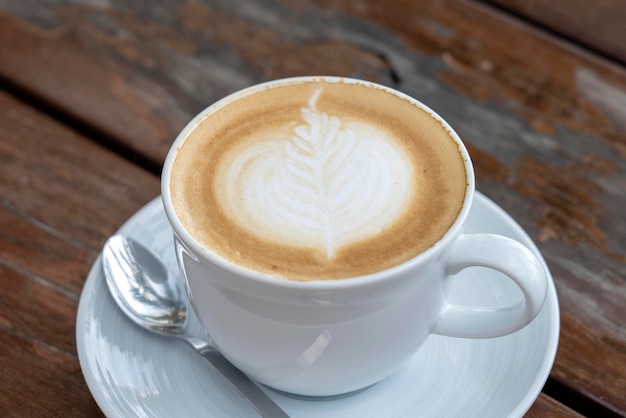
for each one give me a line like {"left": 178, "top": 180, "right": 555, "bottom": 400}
{"left": 161, "top": 76, "right": 475, "bottom": 289}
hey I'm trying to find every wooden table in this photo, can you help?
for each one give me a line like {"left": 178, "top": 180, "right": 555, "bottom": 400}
{"left": 1, "top": 1, "right": 624, "bottom": 416}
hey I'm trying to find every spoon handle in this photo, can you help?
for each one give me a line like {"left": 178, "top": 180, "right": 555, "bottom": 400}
{"left": 186, "top": 337, "right": 290, "bottom": 418}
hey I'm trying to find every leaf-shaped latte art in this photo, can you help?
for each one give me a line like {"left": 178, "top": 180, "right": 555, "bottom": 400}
{"left": 218, "top": 88, "right": 414, "bottom": 259}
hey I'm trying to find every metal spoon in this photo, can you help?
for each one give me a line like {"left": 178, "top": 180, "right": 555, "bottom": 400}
{"left": 102, "top": 235, "right": 289, "bottom": 418}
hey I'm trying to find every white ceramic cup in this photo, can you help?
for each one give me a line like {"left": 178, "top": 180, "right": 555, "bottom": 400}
{"left": 161, "top": 77, "right": 548, "bottom": 397}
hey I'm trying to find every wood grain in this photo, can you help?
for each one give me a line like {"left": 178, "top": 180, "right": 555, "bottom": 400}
{"left": 524, "top": 394, "right": 585, "bottom": 418}
{"left": 0, "top": 90, "right": 158, "bottom": 416}
{"left": 0, "top": 0, "right": 625, "bottom": 415}
{"left": 304, "top": 1, "right": 626, "bottom": 413}
{"left": 483, "top": 0, "right": 626, "bottom": 64}
{"left": 0, "top": 91, "right": 160, "bottom": 252}
{"left": 0, "top": 2, "right": 397, "bottom": 167}
{"left": 0, "top": 327, "right": 104, "bottom": 417}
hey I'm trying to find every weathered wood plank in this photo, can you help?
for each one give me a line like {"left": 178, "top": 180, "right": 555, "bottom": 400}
{"left": 553, "top": 312, "right": 626, "bottom": 417}
{"left": 0, "top": 261, "right": 77, "bottom": 354}
{"left": 482, "top": 0, "right": 626, "bottom": 64}
{"left": 1, "top": 1, "right": 624, "bottom": 158}
{"left": 525, "top": 394, "right": 585, "bottom": 418}
{"left": 0, "top": 90, "right": 158, "bottom": 416}
{"left": 0, "top": 0, "right": 625, "bottom": 415}
{"left": 0, "top": 202, "right": 95, "bottom": 295}
{"left": 302, "top": 2, "right": 626, "bottom": 414}
{"left": 0, "top": 2, "right": 397, "bottom": 167}
{"left": 0, "top": 90, "right": 160, "bottom": 253}
{"left": 0, "top": 328, "right": 104, "bottom": 417}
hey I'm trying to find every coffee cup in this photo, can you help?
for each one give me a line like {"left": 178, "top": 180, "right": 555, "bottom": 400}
{"left": 161, "top": 76, "right": 548, "bottom": 396}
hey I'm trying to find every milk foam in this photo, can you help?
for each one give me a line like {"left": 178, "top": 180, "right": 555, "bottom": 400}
{"left": 217, "top": 88, "right": 414, "bottom": 259}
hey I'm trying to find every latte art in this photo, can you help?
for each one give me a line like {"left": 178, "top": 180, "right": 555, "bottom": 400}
{"left": 217, "top": 89, "right": 414, "bottom": 259}
{"left": 170, "top": 79, "right": 467, "bottom": 281}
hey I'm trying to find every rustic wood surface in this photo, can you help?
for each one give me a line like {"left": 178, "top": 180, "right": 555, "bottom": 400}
{"left": 0, "top": 0, "right": 624, "bottom": 416}
{"left": 484, "top": 0, "right": 626, "bottom": 65}
{"left": 0, "top": 90, "right": 158, "bottom": 417}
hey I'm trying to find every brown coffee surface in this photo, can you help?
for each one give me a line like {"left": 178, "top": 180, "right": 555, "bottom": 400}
{"left": 170, "top": 79, "right": 467, "bottom": 281}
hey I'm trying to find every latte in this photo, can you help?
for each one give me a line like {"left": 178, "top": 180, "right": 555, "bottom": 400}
{"left": 169, "top": 78, "right": 467, "bottom": 281}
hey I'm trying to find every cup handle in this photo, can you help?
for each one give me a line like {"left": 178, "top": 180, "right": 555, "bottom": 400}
{"left": 432, "top": 234, "right": 548, "bottom": 338}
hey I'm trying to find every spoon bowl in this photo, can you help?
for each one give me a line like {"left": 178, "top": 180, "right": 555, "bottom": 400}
{"left": 103, "top": 235, "right": 187, "bottom": 334}
{"left": 102, "top": 234, "right": 290, "bottom": 418}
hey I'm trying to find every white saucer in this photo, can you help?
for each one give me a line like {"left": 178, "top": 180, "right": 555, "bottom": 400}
{"left": 76, "top": 192, "right": 559, "bottom": 418}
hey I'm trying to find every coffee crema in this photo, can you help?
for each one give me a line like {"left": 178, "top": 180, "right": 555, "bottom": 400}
{"left": 170, "top": 79, "right": 467, "bottom": 281}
